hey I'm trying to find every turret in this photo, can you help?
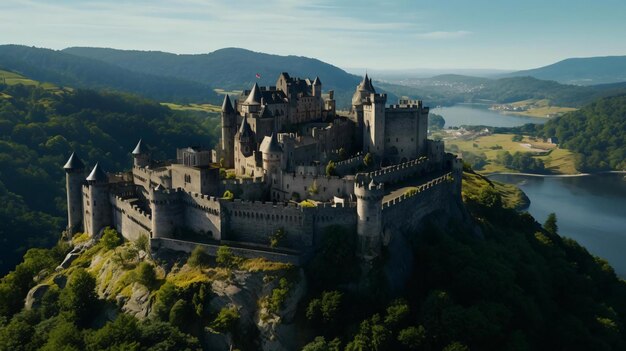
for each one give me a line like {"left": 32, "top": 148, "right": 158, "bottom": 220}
{"left": 354, "top": 176, "right": 385, "bottom": 260}
{"left": 132, "top": 139, "right": 150, "bottom": 167}
{"left": 149, "top": 184, "right": 178, "bottom": 239}
{"left": 312, "top": 76, "right": 321, "bottom": 97}
{"left": 363, "top": 93, "right": 387, "bottom": 157}
{"left": 241, "top": 82, "right": 262, "bottom": 114}
{"left": 83, "top": 163, "right": 112, "bottom": 237}
{"left": 260, "top": 133, "right": 283, "bottom": 189}
{"left": 63, "top": 152, "right": 85, "bottom": 235}
{"left": 220, "top": 95, "right": 236, "bottom": 168}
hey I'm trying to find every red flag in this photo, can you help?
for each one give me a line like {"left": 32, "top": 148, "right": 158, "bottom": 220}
{"left": 255, "top": 73, "right": 261, "bottom": 79}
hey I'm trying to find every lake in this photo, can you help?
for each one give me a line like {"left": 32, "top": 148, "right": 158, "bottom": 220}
{"left": 432, "top": 103, "right": 547, "bottom": 128}
{"left": 489, "top": 173, "right": 626, "bottom": 277}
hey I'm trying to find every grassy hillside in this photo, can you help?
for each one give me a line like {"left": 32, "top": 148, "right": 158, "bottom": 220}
{"left": 506, "top": 56, "right": 626, "bottom": 85}
{"left": 0, "top": 45, "right": 220, "bottom": 103}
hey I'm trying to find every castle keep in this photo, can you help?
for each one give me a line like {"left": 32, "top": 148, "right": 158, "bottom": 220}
{"left": 64, "top": 73, "right": 463, "bottom": 264}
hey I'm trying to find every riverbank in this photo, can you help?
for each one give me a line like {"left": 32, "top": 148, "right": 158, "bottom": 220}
{"left": 485, "top": 170, "right": 626, "bottom": 178}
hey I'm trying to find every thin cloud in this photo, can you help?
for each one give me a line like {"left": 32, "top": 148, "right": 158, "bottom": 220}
{"left": 415, "top": 30, "right": 472, "bottom": 39}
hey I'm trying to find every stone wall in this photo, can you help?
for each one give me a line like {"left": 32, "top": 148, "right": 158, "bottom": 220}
{"left": 151, "top": 237, "right": 301, "bottom": 265}
{"left": 279, "top": 173, "right": 355, "bottom": 202}
{"left": 110, "top": 194, "right": 152, "bottom": 241}
{"left": 222, "top": 200, "right": 314, "bottom": 250}
{"left": 181, "top": 192, "right": 223, "bottom": 240}
{"left": 333, "top": 153, "right": 365, "bottom": 176}
{"left": 221, "top": 177, "right": 266, "bottom": 201}
{"left": 365, "top": 156, "right": 430, "bottom": 184}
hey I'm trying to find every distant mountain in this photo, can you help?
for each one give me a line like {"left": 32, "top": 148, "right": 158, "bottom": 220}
{"left": 505, "top": 56, "right": 626, "bottom": 85}
{"left": 62, "top": 47, "right": 373, "bottom": 107}
{"left": 0, "top": 45, "right": 220, "bottom": 103}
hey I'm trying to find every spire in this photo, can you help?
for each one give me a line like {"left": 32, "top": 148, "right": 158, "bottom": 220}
{"left": 244, "top": 82, "right": 262, "bottom": 105}
{"left": 221, "top": 94, "right": 235, "bottom": 114}
{"left": 238, "top": 115, "right": 253, "bottom": 139}
{"left": 86, "top": 163, "right": 107, "bottom": 182}
{"left": 313, "top": 76, "right": 321, "bottom": 86}
{"left": 132, "top": 139, "right": 146, "bottom": 155}
{"left": 63, "top": 152, "right": 85, "bottom": 171}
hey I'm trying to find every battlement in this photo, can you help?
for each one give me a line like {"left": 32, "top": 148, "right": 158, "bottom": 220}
{"left": 382, "top": 172, "right": 453, "bottom": 209}
{"left": 221, "top": 176, "right": 265, "bottom": 186}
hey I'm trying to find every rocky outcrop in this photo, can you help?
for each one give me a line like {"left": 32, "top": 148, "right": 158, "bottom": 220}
{"left": 24, "top": 284, "right": 50, "bottom": 310}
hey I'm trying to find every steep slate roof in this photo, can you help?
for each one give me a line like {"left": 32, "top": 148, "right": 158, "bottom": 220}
{"left": 63, "top": 152, "right": 85, "bottom": 171}
{"left": 86, "top": 163, "right": 107, "bottom": 182}
{"left": 244, "top": 83, "right": 262, "bottom": 105}
{"left": 260, "top": 106, "right": 273, "bottom": 118}
{"left": 358, "top": 73, "right": 376, "bottom": 93}
{"left": 132, "top": 139, "right": 146, "bottom": 155}
{"left": 313, "top": 76, "right": 321, "bottom": 86}
{"left": 221, "top": 94, "right": 235, "bottom": 113}
{"left": 259, "top": 133, "right": 283, "bottom": 154}
{"left": 238, "top": 115, "right": 254, "bottom": 139}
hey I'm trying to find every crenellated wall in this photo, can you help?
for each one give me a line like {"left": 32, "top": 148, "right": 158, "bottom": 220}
{"left": 181, "top": 192, "right": 223, "bottom": 241}
{"left": 110, "top": 194, "right": 152, "bottom": 241}
{"left": 365, "top": 156, "right": 430, "bottom": 184}
{"left": 382, "top": 172, "right": 456, "bottom": 234}
{"left": 220, "top": 176, "right": 266, "bottom": 200}
{"left": 333, "top": 153, "right": 365, "bottom": 176}
{"left": 222, "top": 199, "right": 314, "bottom": 250}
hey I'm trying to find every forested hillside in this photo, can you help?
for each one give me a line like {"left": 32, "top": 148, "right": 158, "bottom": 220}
{"left": 0, "top": 45, "right": 220, "bottom": 103}
{"left": 0, "top": 83, "right": 220, "bottom": 273}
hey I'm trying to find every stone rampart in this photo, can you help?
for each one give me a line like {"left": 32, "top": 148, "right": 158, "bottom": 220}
{"left": 281, "top": 173, "right": 355, "bottom": 201}
{"left": 220, "top": 176, "right": 266, "bottom": 200}
{"left": 110, "top": 194, "right": 152, "bottom": 241}
{"left": 150, "top": 238, "right": 301, "bottom": 265}
{"left": 333, "top": 153, "right": 365, "bottom": 175}
{"left": 365, "top": 156, "right": 430, "bottom": 184}
{"left": 181, "top": 192, "right": 223, "bottom": 240}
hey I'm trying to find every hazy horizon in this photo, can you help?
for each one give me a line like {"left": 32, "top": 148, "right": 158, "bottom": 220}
{"left": 2, "top": 0, "right": 626, "bottom": 71}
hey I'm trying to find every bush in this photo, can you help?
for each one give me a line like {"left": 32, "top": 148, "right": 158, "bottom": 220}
{"left": 300, "top": 200, "right": 316, "bottom": 208}
{"left": 325, "top": 160, "right": 337, "bottom": 176}
{"left": 135, "top": 262, "right": 156, "bottom": 288}
{"left": 216, "top": 246, "right": 234, "bottom": 268}
{"left": 188, "top": 246, "right": 210, "bottom": 268}
{"left": 269, "top": 278, "right": 291, "bottom": 313}
{"left": 101, "top": 227, "right": 122, "bottom": 250}
{"left": 397, "top": 326, "right": 426, "bottom": 350}
{"left": 211, "top": 306, "right": 239, "bottom": 334}
{"left": 222, "top": 190, "right": 234, "bottom": 200}
{"left": 269, "top": 228, "right": 285, "bottom": 248}
{"left": 134, "top": 234, "right": 149, "bottom": 252}
{"left": 60, "top": 268, "right": 98, "bottom": 327}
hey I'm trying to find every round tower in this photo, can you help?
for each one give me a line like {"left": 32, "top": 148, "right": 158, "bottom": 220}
{"left": 220, "top": 94, "right": 236, "bottom": 168}
{"left": 84, "top": 163, "right": 112, "bottom": 237}
{"left": 354, "top": 177, "right": 385, "bottom": 260}
{"left": 132, "top": 139, "right": 150, "bottom": 167}
{"left": 150, "top": 184, "right": 175, "bottom": 239}
{"left": 63, "top": 152, "right": 85, "bottom": 235}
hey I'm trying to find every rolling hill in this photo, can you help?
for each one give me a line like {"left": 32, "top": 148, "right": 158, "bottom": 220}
{"left": 505, "top": 56, "right": 626, "bottom": 85}
{"left": 0, "top": 45, "right": 220, "bottom": 103}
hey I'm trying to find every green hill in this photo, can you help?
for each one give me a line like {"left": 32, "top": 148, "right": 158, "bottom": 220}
{"left": 505, "top": 56, "right": 626, "bottom": 85}
{"left": 0, "top": 45, "right": 220, "bottom": 103}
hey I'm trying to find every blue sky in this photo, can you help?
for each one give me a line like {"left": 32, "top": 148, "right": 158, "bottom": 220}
{"left": 1, "top": 0, "right": 626, "bottom": 70}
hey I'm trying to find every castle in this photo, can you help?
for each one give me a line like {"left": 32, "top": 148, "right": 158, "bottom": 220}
{"left": 64, "top": 73, "right": 463, "bottom": 264}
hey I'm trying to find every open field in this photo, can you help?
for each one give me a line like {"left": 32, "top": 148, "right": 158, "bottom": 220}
{"left": 161, "top": 102, "right": 222, "bottom": 113}
{"left": 446, "top": 132, "right": 578, "bottom": 175}
{"left": 214, "top": 88, "right": 242, "bottom": 96}
{"left": 0, "top": 69, "right": 68, "bottom": 93}
{"left": 492, "top": 99, "right": 577, "bottom": 118}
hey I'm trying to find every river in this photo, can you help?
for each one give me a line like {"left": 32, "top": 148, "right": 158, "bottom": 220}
{"left": 489, "top": 173, "right": 626, "bottom": 277}
{"left": 431, "top": 103, "right": 547, "bottom": 128}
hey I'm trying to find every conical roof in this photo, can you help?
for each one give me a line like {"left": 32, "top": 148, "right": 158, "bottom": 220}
{"left": 358, "top": 73, "right": 376, "bottom": 93}
{"left": 86, "top": 162, "right": 107, "bottom": 182}
{"left": 260, "top": 133, "right": 282, "bottom": 154}
{"left": 63, "top": 152, "right": 85, "bottom": 171}
{"left": 244, "top": 83, "right": 262, "bottom": 105}
{"left": 221, "top": 94, "right": 235, "bottom": 114}
{"left": 238, "top": 115, "right": 253, "bottom": 139}
{"left": 313, "top": 76, "right": 321, "bottom": 86}
{"left": 132, "top": 139, "right": 146, "bottom": 155}
{"left": 260, "top": 106, "right": 273, "bottom": 118}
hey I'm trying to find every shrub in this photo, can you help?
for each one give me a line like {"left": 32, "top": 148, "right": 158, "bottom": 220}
{"left": 300, "top": 200, "right": 316, "bottom": 208}
{"left": 325, "top": 160, "right": 337, "bottom": 176}
{"left": 363, "top": 152, "right": 373, "bottom": 167}
{"left": 397, "top": 326, "right": 426, "bottom": 350}
{"left": 101, "top": 227, "right": 122, "bottom": 250}
{"left": 216, "top": 246, "right": 234, "bottom": 268}
{"left": 269, "top": 228, "right": 285, "bottom": 248}
{"left": 222, "top": 190, "right": 234, "bottom": 200}
{"left": 211, "top": 306, "right": 240, "bottom": 334}
{"left": 269, "top": 278, "right": 291, "bottom": 313}
{"left": 134, "top": 234, "right": 150, "bottom": 252}
{"left": 187, "top": 246, "right": 211, "bottom": 268}
{"left": 135, "top": 262, "right": 156, "bottom": 288}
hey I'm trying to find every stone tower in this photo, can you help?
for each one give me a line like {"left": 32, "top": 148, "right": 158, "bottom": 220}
{"left": 363, "top": 93, "right": 387, "bottom": 158}
{"left": 132, "top": 139, "right": 150, "bottom": 167}
{"left": 312, "top": 76, "right": 321, "bottom": 97}
{"left": 220, "top": 94, "right": 237, "bottom": 168}
{"left": 260, "top": 133, "right": 283, "bottom": 197}
{"left": 83, "top": 163, "right": 111, "bottom": 237}
{"left": 63, "top": 152, "right": 85, "bottom": 235}
{"left": 150, "top": 185, "right": 178, "bottom": 239}
{"left": 354, "top": 176, "right": 385, "bottom": 260}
